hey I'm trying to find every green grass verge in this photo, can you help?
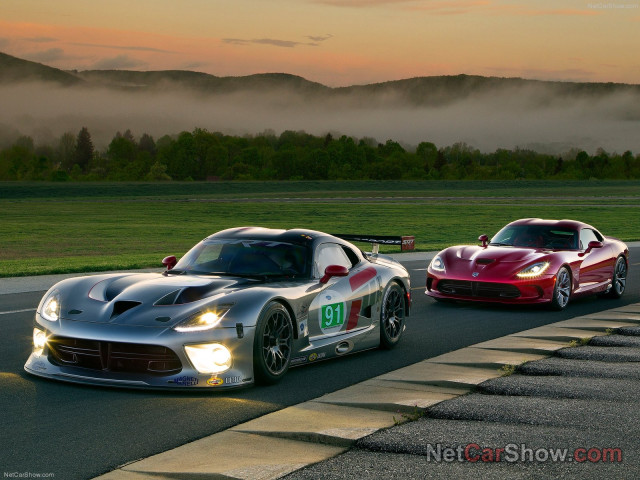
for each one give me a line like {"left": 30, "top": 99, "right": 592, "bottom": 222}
{"left": 1, "top": 180, "right": 638, "bottom": 277}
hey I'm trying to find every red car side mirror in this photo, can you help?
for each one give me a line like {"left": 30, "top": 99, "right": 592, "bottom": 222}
{"left": 478, "top": 234, "right": 489, "bottom": 248}
{"left": 162, "top": 255, "right": 177, "bottom": 270}
{"left": 320, "top": 265, "right": 349, "bottom": 284}
{"left": 585, "top": 241, "right": 603, "bottom": 254}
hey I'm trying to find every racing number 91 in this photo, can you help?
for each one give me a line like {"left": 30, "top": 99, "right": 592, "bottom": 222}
{"left": 321, "top": 302, "right": 344, "bottom": 329}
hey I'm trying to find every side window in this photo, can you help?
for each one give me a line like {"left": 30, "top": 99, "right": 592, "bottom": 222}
{"left": 579, "top": 229, "right": 600, "bottom": 249}
{"left": 314, "top": 243, "right": 352, "bottom": 278}
{"left": 341, "top": 245, "right": 360, "bottom": 268}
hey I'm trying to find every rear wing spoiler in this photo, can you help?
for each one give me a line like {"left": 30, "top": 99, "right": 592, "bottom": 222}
{"left": 332, "top": 234, "right": 415, "bottom": 255}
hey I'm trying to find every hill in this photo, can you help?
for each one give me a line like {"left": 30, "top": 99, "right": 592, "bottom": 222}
{"left": 0, "top": 52, "right": 83, "bottom": 86}
{"left": 1, "top": 51, "right": 639, "bottom": 106}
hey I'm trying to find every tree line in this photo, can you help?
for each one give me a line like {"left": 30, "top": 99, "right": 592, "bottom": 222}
{"left": 1, "top": 127, "right": 639, "bottom": 182}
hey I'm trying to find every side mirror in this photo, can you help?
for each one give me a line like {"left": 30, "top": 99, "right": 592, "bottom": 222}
{"left": 478, "top": 234, "right": 489, "bottom": 248}
{"left": 585, "top": 241, "right": 603, "bottom": 254}
{"left": 320, "top": 265, "right": 349, "bottom": 284}
{"left": 162, "top": 255, "right": 177, "bottom": 270}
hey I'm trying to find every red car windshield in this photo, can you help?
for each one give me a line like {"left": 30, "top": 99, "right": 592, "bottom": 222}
{"left": 173, "top": 239, "right": 310, "bottom": 278}
{"left": 490, "top": 226, "right": 578, "bottom": 250}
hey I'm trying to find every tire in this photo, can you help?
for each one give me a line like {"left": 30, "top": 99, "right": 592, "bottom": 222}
{"left": 550, "top": 267, "right": 571, "bottom": 310}
{"left": 607, "top": 256, "right": 627, "bottom": 299}
{"left": 380, "top": 282, "right": 405, "bottom": 349}
{"left": 253, "top": 302, "right": 293, "bottom": 385}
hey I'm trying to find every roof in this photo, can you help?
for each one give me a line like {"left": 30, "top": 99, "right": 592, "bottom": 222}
{"left": 508, "top": 218, "right": 595, "bottom": 231}
{"left": 206, "top": 227, "right": 334, "bottom": 245}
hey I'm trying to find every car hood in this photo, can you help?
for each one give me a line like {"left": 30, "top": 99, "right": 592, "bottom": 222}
{"left": 58, "top": 273, "right": 259, "bottom": 327}
{"left": 440, "top": 245, "right": 551, "bottom": 278}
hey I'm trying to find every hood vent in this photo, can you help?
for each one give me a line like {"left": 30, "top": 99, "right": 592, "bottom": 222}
{"left": 155, "top": 290, "right": 182, "bottom": 306}
{"left": 111, "top": 301, "right": 142, "bottom": 319}
{"left": 476, "top": 258, "right": 495, "bottom": 265}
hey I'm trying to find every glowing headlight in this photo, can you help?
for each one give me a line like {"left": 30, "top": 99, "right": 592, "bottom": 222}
{"left": 41, "top": 293, "right": 60, "bottom": 322}
{"left": 430, "top": 255, "right": 446, "bottom": 272}
{"left": 516, "top": 261, "right": 551, "bottom": 278}
{"left": 184, "top": 343, "right": 232, "bottom": 374}
{"left": 174, "top": 306, "right": 231, "bottom": 333}
{"left": 33, "top": 327, "right": 47, "bottom": 351}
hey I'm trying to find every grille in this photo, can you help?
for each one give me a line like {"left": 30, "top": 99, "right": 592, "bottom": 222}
{"left": 47, "top": 336, "right": 182, "bottom": 377}
{"left": 437, "top": 280, "right": 520, "bottom": 299}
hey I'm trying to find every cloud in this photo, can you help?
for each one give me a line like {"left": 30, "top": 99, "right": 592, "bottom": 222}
{"left": 25, "top": 36, "right": 57, "bottom": 43}
{"left": 252, "top": 38, "right": 304, "bottom": 48}
{"left": 181, "top": 61, "right": 208, "bottom": 70}
{"left": 72, "top": 42, "right": 177, "bottom": 54}
{"left": 25, "top": 48, "right": 67, "bottom": 63}
{"left": 485, "top": 66, "right": 597, "bottom": 81}
{"left": 313, "top": 0, "right": 603, "bottom": 16}
{"left": 223, "top": 38, "right": 318, "bottom": 48}
{"left": 92, "top": 54, "right": 147, "bottom": 69}
{"left": 407, "top": 1, "right": 491, "bottom": 14}
{"left": 2, "top": 80, "right": 638, "bottom": 155}
{"left": 485, "top": 4, "right": 602, "bottom": 17}
{"left": 312, "top": 0, "right": 417, "bottom": 6}
{"left": 306, "top": 34, "right": 333, "bottom": 42}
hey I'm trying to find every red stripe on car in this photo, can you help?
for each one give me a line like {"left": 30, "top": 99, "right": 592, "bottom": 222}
{"left": 349, "top": 267, "right": 377, "bottom": 291}
{"left": 346, "top": 299, "right": 362, "bottom": 331}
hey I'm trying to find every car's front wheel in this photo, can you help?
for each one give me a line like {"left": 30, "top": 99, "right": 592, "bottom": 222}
{"left": 253, "top": 302, "right": 293, "bottom": 385}
{"left": 607, "top": 256, "right": 627, "bottom": 299}
{"left": 380, "top": 282, "right": 405, "bottom": 349}
{"left": 550, "top": 266, "right": 571, "bottom": 310}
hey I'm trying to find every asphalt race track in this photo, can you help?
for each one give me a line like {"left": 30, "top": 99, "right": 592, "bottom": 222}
{"left": 1, "top": 249, "right": 639, "bottom": 480}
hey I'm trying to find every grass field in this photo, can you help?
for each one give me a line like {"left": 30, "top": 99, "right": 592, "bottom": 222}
{"left": 1, "top": 180, "right": 639, "bottom": 277}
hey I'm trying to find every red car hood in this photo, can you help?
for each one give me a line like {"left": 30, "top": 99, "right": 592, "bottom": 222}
{"left": 441, "top": 245, "right": 551, "bottom": 279}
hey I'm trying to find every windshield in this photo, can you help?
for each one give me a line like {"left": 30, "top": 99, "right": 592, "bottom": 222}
{"left": 172, "top": 239, "right": 310, "bottom": 278}
{"left": 490, "top": 225, "right": 578, "bottom": 250}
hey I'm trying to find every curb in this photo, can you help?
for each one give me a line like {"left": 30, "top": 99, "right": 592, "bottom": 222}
{"left": 93, "top": 303, "right": 640, "bottom": 480}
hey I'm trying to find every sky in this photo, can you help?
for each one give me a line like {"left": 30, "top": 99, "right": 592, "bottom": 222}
{"left": 1, "top": 0, "right": 639, "bottom": 86}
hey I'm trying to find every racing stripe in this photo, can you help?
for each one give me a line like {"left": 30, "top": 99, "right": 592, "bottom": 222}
{"left": 349, "top": 267, "right": 377, "bottom": 291}
{"left": 346, "top": 299, "right": 362, "bottom": 331}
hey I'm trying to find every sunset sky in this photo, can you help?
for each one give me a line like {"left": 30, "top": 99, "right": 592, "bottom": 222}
{"left": 2, "top": 0, "right": 639, "bottom": 86}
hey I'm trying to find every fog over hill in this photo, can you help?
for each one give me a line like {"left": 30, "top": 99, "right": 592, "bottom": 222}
{"left": 1, "top": 52, "right": 638, "bottom": 153}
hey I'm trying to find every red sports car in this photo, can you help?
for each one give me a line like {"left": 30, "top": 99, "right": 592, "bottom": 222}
{"left": 426, "top": 218, "right": 629, "bottom": 310}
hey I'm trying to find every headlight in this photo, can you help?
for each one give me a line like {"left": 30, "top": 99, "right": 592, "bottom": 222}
{"left": 33, "top": 327, "right": 47, "bottom": 351}
{"left": 41, "top": 293, "right": 60, "bottom": 322}
{"left": 185, "top": 343, "right": 232, "bottom": 374}
{"left": 516, "top": 261, "right": 550, "bottom": 278}
{"left": 430, "top": 255, "right": 446, "bottom": 272}
{"left": 174, "top": 306, "right": 232, "bottom": 332}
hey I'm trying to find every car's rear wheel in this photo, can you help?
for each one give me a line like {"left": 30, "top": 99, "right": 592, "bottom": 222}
{"left": 253, "top": 302, "right": 293, "bottom": 385}
{"left": 380, "top": 282, "right": 405, "bottom": 349}
{"left": 550, "top": 267, "right": 571, "bottom": 310}
{"left": 607, "top": 256, "right": 627, "bottom": 299}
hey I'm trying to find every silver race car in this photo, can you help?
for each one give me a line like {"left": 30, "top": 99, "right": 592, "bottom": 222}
{"left": 25, "top": 227, "right": 411, "bottom": 389}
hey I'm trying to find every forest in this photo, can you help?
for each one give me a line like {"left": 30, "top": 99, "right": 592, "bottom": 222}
{"left": 1, "top": 127, "right": 639, "bottom": 182}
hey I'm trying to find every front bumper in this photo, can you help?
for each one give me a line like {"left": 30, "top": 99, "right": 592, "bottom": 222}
{"left": 25, "top": 318, "right": 256, "bottom": 389}
{"left": 426, "top": 271, "right": 557, "bottom": 305}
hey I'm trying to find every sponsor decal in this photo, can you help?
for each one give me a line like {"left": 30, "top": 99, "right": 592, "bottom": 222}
{"left": 315, "top": 289, "right": 347, "bottom": 335}
{"left": 207, "top": 376, "right": 224, "bottom": 386}
{"left": 472, "top": 272, "right": 479, "bottom": 278}
{"left": 224, "top": 376, "right": 242, "bottom": 384}
{"left": 349, "top": 267, "right": 377, "bottom": 291}
{"left": 291, "top": 356, "right": 308, "bottom": 366}
{"left": 299, "top": 321, "right": 305, "bottom": 333}
{"left": 321, "top": 302, "right": 345, "bottom": 330}
{"left": 174, "top": 376, "right": 199, "bottom": 386}
{"left": 309, "top": 352, "right": 326, "bottom": 362}
{"left": 401, "top": 236, "right": 415, "bottom": 251}
{"left": 346, "top": 299, "right": 362, "bottom": 331}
